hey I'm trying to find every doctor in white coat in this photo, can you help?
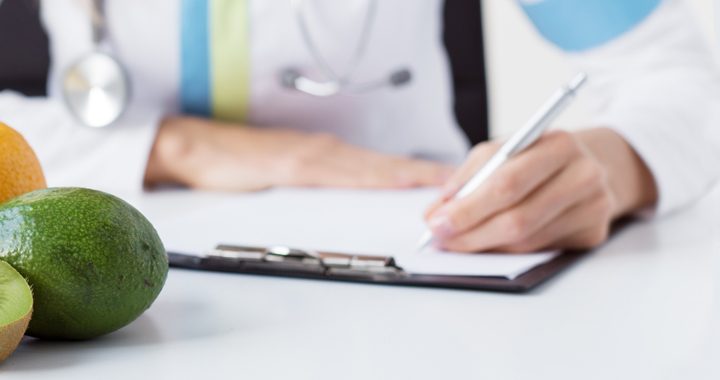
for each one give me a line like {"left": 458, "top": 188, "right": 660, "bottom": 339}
{"left": 0, "top": 0, "right": 719, "bottom": 253}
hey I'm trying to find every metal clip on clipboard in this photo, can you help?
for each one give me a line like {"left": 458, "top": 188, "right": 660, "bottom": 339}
{"left": 170, "top": 244, "right": 404, "bottom": 278}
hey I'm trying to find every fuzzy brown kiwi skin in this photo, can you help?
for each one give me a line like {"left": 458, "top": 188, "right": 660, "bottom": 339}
{"left": 0, "top": 309, "right": 32, "bottom": 363}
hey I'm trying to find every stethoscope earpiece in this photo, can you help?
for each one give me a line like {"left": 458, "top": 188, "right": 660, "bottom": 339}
{"left": 281, "top": 66, "right": 412, "bottom": 97}
{"left": 389, "top": 69, "right": 412, "bottom": 87}
{"left": 280, "top": 68, "right": 302, "bottom": 89}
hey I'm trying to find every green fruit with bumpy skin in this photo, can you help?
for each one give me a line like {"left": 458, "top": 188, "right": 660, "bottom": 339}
{"left": 0, "top": 188, "right": 167, "bottom": 340}
{"left": 0, "top": 260, "right": 32, "bottom": 362}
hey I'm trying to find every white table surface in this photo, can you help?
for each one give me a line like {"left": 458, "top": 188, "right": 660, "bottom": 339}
{"left": 3, "top": 186, "right": 720, "bottom": 380}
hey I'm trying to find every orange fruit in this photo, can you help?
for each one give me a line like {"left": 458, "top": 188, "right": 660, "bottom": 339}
{"left": 0, "top": 122, "right": 46, "bottom": 204}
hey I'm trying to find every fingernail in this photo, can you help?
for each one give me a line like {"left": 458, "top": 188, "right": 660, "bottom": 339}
{"left": 429, "top": 211, "right": 454, "bottom": 238}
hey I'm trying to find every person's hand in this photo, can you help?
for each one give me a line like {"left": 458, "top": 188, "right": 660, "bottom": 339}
{"left": 145, "top": 117, "right": 453, "bottom": 191}
{"left": 424, "top": 128, "right": 657, "bottom": 252}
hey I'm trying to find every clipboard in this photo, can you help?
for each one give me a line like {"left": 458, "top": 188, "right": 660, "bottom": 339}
{"left": 168, "top": 244, "right": 588, "bottom": 293}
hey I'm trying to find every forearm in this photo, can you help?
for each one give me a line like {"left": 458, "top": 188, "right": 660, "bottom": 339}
{"left": 145, "top": 117, "right": 270, "bottom": 189}
{"left": 145, "top": 117, "right": 209, "bottom": 188}
{"left": 144, "top": 116, "right": 452, "bottom": 191}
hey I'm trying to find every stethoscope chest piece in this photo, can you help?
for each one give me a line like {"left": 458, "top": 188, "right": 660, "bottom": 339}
{"left": 62, "top": 0, "right": 130, "bottom": 128}
{"left": 62, "top": 51, "right": 129, "bottom": 128}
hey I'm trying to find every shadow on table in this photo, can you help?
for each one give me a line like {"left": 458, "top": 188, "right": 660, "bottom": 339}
{"left": 526, "top": 217, "right": 658, "bottom": 295}
{"left": 2, "top": 298, "right": 234, "bottom": 372}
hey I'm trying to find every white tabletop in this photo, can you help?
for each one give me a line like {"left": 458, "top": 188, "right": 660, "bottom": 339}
{"left": 3, "top": 186, "right": 720, "bottom": 380}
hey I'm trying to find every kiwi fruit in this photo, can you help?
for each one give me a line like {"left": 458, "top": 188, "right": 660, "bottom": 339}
{"left": 0, "top": 260, "right": 32, "bottom": 363}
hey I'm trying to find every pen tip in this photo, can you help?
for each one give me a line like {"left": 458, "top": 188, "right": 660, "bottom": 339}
{"left": 415, "top": 232, "right": 433, "bottom": 252}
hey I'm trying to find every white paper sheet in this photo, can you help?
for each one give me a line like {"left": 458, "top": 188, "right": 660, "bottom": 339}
{"left": 393, "top": 249, "right": 559, "bottom": 280}
{"left": 128, "top": 189, "right": 560, "bottom": 280}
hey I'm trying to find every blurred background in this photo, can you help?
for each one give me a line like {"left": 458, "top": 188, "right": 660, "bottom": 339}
{"left": 0, "top": 0, "right": 716, "bottom": 141}
{"left": 485, "top": 0, "right": 719, "bottom": 138}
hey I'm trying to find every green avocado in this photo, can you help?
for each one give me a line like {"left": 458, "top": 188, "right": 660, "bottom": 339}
{"left": 0, "top": 188, "right": 168, "bottom": 340}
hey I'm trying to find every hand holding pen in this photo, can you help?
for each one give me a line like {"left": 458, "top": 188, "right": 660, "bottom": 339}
{"left": 419, "top": 73, "right": 655, "bottom": 253}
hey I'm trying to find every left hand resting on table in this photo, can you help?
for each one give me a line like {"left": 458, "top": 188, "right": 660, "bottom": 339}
{"left": 424, "top": 128, "right": 658, "bottom": 253}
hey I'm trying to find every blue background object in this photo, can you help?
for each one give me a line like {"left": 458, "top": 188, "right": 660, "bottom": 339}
{"left": 518, "top": 0, "right": 663, "bottom": 51}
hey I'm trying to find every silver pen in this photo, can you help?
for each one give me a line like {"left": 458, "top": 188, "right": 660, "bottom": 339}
{"left": 416, "top": 72, "right": 588, "bottom": 251}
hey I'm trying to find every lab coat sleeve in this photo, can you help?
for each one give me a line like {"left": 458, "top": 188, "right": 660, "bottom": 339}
{"left": 0, "top": 91, "right": 161, "bottom": 194}
{"left": 525, "top": 0, "right": 720, "bottom": 215}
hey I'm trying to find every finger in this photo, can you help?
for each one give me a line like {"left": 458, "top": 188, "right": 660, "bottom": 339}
{"left": 495, "top": 192, "right": 613, "bottom": 252}
{"left": 344, "top": 154, "right": 452, "bottom": 188}
{"left": 278, "top": 133, "right": 452, "bottom": 189}
{"left": 424, "top": 197, "right": 446, "bottom": 220}
{"left": 440, "top": 190, "right": 612, "bottom": 253}
{"left": 423, "top": 146, "right": 496, "bottom": 219}
{"left": 427, "top": 131, "right": 582, "bottom": 237}
{"left": 440, "top": 142, "right": 500, "bottom": 199}
{"left": 388, "top": 158, "right": 455, "bottom": 188}
{"left": 435, "top": 159, "right": 601, "bottom": 250}
{"left": 286, "top": 152, "right": 362, "bottom": 187}
{"left": 439, "top": 161, "right": 604, "bottom": 249}
{"left": 305, "top": 151, "right": 453, "bottom": 189}
{"left": 290, "top": 152, "right": 388, "bottom": 188}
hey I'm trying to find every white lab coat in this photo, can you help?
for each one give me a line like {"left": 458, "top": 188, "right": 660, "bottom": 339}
{"left": 562, "top": 0, "right": 720, "bottom": 215}
{"left": 1, "top": 0, "right": 468, "bottom": 192}
{"left": 0, "top": 0, "right": 719, "bottom": 216}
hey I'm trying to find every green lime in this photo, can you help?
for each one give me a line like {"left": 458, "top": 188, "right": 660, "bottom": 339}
{"left": 0, "top": 188, "right": 168, "bottom": 340}
{"left": 0, "top": 260, "right": 33, "bottom": 362}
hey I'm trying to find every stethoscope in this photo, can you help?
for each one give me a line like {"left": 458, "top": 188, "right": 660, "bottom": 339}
{"left": 63, "top": 0, "right": 412, "bottom": 128}
{"left": 280, "top": 0, "right": 412, "bottom": 97}
{"left": 62, "top": 0, "right": 129, "bottom": 128}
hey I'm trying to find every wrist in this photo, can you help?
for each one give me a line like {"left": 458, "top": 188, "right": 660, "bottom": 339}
{"left": 145, "top": 117, "right": 205, "bottom": 187}
{"left": 575, "top": 127, "right": 658, "bottom": 219}
{"left": 145, "top": 117, "right": 292, "bottom": 189}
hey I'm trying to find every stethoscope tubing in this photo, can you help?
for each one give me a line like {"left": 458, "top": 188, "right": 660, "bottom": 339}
{"left": 65, "top": 0, "right": 412, "bottom": 128}
{"left": 282, "top": 0, "right": 412, "bottom": 96}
